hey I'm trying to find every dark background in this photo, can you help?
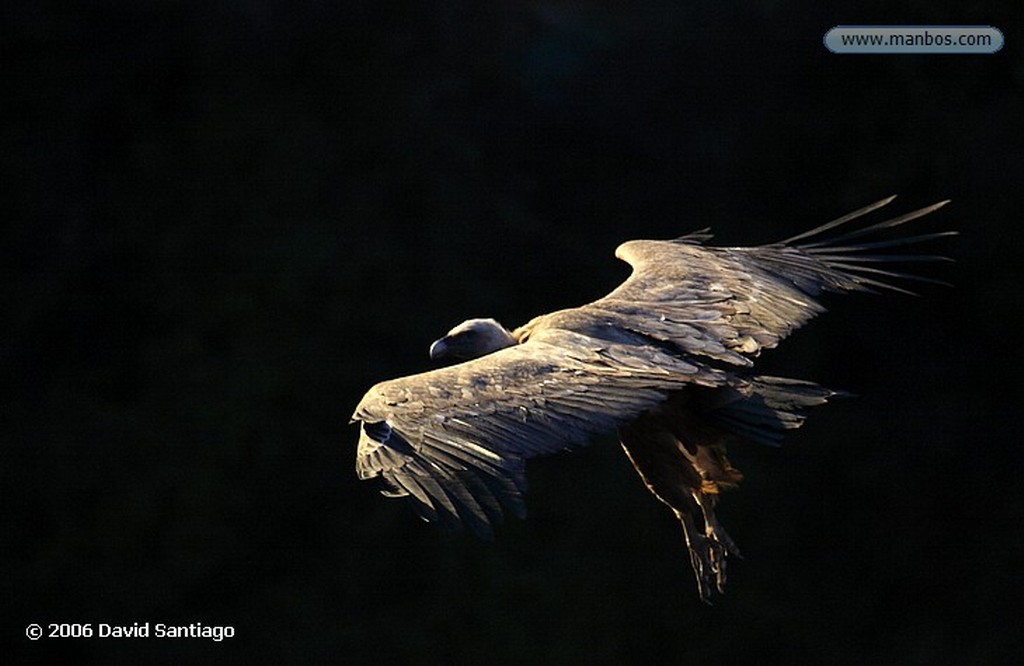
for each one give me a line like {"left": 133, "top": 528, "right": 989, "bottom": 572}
{"left": 4, "top": 1, "right": 1022, "bottom": 663}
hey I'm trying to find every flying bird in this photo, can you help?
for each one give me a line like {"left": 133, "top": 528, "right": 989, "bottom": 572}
{"left": 351, "top": 196, "right": 953, "bottom": 601}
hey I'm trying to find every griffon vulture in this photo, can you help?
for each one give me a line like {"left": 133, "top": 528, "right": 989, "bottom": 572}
{"left": 351, "top": 196, "right": 952, "bottom": 601}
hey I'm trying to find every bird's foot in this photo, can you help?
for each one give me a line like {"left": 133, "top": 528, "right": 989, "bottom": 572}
{"left": 677, "top": 510, "right": 733, "bottom": 603}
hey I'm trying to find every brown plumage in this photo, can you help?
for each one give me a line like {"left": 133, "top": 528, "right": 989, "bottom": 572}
{"left": 351, "top": 196, "right": 953, "bottom": 601}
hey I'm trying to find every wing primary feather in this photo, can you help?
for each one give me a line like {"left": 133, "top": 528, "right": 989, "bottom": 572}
{"left": 414, "top": 473, "right": 461, "bottom": 523}
{"left": 778, "top": 195, "right": 897, "bottom": 244}
{"left": 812, "top": 253, "right": 953, "bottom": 263}
{"left": 804, "top": 230, "right": 959, "bottom": 253}
{"left": 441, "top": 475, "right": 496, "bottom": 539}
{"left": 672, "top": 228, "right": 714, "bottom": 244}
{"left": 839, "top": 275, "right": 918, "bottom": 295}
{"left": 416, "top": 429, "right": 528, "bottom": 510}
{"left": 821, "top": 261, "right": 953, "bottom": 286}
{"left": 392, "top": 473, "right": 440, "bottom": 520}
{"left": 405, "top": 467, "right": 497, "bottom": 539}
{"left": 795, "top": 200, "right": 950, "bottom": 248}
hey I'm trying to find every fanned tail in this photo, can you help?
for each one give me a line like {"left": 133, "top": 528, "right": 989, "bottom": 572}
{"left": 702, "top": 376, "right": 846, "bottom": 447}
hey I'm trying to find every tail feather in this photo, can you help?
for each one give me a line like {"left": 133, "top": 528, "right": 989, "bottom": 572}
{"left": 701, "top": 376, "right": 844, "bottom": 447}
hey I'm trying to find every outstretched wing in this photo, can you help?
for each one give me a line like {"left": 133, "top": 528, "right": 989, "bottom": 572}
{"left": 571, "top": 196, "right": 953, "bottom": 366}
{"left": 353, "top": 328, "right": 725, "bottom": 538}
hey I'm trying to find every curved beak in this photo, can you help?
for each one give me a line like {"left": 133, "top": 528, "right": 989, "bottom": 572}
{"left": 429, "top": 337, "right": 449, "bottom": 360}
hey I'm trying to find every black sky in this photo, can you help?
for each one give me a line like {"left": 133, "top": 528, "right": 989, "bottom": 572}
{"left": 4, "top": 1, "right": 1023, "bottom": 663}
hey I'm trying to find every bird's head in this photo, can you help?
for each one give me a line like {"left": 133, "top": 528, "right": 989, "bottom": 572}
{"left": 429, "top": 318, "right": 518, "bottom": 361}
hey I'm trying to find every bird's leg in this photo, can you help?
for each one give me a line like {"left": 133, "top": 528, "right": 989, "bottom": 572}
{"left": 620, "top": 415, "right": 740, "bottom": 602}
{"left": 674, "top": 506, "right": 729, "bottom": 603}
{"left": 692, "top": 489, "right": 741, "bottom": 560}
